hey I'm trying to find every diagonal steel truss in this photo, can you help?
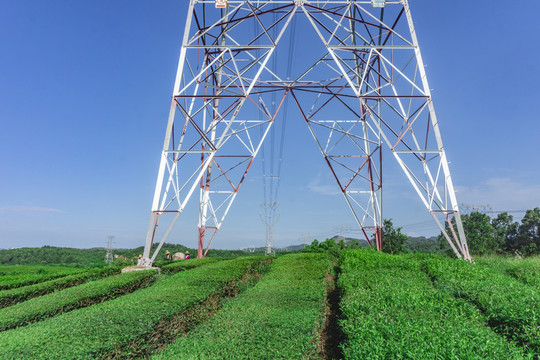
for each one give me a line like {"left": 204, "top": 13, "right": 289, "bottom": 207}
{"left": 138, "top": 0, "right": 471, "bottom": 267}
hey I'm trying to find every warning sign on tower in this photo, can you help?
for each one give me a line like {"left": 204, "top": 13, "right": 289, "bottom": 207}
{"left": 216, "top": 0, "right": 227, "bottom": 8}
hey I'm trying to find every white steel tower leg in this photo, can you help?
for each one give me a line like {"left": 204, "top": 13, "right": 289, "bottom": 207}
{"left": 140, "top": 2, "right": 296, "bottom": 266}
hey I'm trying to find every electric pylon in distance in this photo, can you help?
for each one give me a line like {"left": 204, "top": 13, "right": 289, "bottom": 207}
{"left": 137, "top": 0, "right": 471, "bottom": 267}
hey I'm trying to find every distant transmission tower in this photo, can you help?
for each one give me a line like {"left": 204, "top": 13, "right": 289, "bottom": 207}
{"left": 259, "top": 202, "right": 280, "bottom": 255}
{"left": 460, "top": 204, "right": 492, "bottom": 215}
{"left": 138, "top": 0, "right": 471, "bottom": 267}
{"left": 105, "top": 236, "right": 114, "bottom": 265}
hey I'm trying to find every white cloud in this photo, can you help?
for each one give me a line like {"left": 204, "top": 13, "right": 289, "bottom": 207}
{"left": 455, "top": 178, "right": 540, "bottom": 211}
{"left": 0, "top": 206, "right": 64, "bottom": 215}
{"left": 307, "top": 174, "right": 341, "bottom": 195}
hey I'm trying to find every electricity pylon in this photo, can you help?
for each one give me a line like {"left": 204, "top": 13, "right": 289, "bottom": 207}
{"left": 138, "top": 0, "right": 471, "bottom": 267}
{"left": 105, "top": 236, "right": 114, "bottom": 265}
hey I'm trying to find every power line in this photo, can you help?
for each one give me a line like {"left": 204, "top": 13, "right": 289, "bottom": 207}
{"left": 259, "top": 12, "right": 297, "bottom": 254}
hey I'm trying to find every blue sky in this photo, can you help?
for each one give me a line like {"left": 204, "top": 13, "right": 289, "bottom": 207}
{"left": 1, "top": 1, "right": 539, "bottom": 250}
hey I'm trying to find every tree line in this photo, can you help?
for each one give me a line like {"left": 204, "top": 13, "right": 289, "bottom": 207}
{"left": 303, "top": 207, "right": 540, "bottom": 258}
{"left": 439, "top": 207, "right": 540, "bottom": 256}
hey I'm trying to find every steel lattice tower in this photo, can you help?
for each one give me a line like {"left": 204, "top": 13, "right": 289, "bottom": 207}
{"left": 137, "top": 0, "right": 471, "bottom": 267}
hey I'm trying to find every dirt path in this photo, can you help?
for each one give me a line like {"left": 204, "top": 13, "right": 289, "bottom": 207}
{"left": 320, "top": 272, "right": 345, "bottom": 360}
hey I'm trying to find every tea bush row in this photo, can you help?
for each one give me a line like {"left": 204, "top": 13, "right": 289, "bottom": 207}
{"left": 338, "top": 250, "right": 525, "bottom": 359}
{"left": 160, "top": 257, "right": 225, "bottom": 273}
{"left": 0, "top": 267, "right": 119, "bottom": 308}
{"left": 151, "top": 253, "right": 329, "bottom": 359}
{"left": 422, "top": 255, "right": 540, "bottom": 357}
{"left": 0, "top": 270, "right": 157, "bottom": 331}
{"left": 0, "top": 265, "right": 83, "bottom": 276}
{"left": 0, "top": 266, "right": 84, "bottom": 290}
{"left": 0, "top": 256, "right": 261, "bottom": 359}
{"left": 477, "top": 256, "right": 540, "bottom": 288}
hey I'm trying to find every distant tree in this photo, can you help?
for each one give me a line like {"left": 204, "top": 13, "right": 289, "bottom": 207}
{"left": 438, "top": 211, "right": 500, "bottom": 256}
{"left": 302, "top": 239, "right": 322, "bottom": 253}
{"left": 465, "top": 211, "right": 502, "bottom": 254}
{"left": 378, "top": 219, "right": 407, "bottom": 254}
{"left": 517, "top": 207, "right": 540, "bottom": 255}
{"left": 491, "top": 212, "right": 519, "bottom": 251}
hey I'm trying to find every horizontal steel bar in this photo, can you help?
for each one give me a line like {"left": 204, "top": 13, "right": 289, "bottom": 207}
{"left": 165, "top": 150, "right": 215, "bottom": 154}
{"left": 329, "top": 46, "right": 417, "bottom": 50}
{"left": 184, "top": 45, "right": 274, "bottom": 49}
{"left": 346, "top": 190, "right": 379, "bottom": 194}
{"left": 393, "top": 150, "right": 442, "bottom": 154}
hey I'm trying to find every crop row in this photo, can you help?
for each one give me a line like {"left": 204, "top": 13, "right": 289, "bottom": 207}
{"left": 338, "top": 250, "right": 525, "bottom": 359}
{"left": 0, "top": 270, "right": 158, "bottom": 331}
{"left": 0, "top": 267, "right": 120, "bottom": 308}
{"left": 0, "top": 256, "right": 262, "bottom": 359}
{"left": 476, "top": 256, "right": 540, "bottom": 288}
{"left": 0, "top": 266, "right": 83, "bottom": 290}
{"left": 150, "top": 253, "right": 330, "bottom": 359}
{"left": 0, "top": 265, "right": 83, "bottom": 276}
{"left": 421, "top": 255, "right": 540, "bottom": 357}
{"left": 159, "top": 257, "right": 225, "bottom": 273}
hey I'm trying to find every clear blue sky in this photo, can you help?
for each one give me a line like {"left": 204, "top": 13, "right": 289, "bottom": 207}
{"left": 1, "top": 1, "right": 539, "bottom": 250}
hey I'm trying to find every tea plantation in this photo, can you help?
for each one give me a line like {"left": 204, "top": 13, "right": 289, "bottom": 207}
{"left": 0, "top": 251, "right": 538, "bottom": 359}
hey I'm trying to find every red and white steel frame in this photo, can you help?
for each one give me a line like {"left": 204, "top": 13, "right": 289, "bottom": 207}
{"left": 138, "top": 0, "right": 471, "bottom": 267}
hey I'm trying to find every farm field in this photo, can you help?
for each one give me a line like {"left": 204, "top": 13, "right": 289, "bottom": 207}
{"left": 0, "top": 252, "right": 539, "bottom": 359}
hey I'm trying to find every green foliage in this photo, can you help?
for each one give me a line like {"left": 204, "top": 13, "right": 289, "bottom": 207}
{"left": 0, "top": 267, "right": 120, "bottom": 308}
{"left": 0, "top": 257, "right": 261, "bottom": 359}
{"left": 0, "top": 247, "right": 108, "bottom": 266}
{"left": 405, "top": 236, "right": 440, "bottom": 253}
{"left": 517, "top": 207, "right": 540, "bottom": 255}
{"left": 492, "top": 212, "right": 520, "bottom": 251}
{"left": 379, "top": 218, "right": 408, "bottom": 254}
{"left": 302, "top": 238, "right": 357, "bottom": 259}
{"left": 160, "top": 257, "right": 225, "bottom": 273}
{"left": 0, "top": 243, "right": 264, "bottom": 266}
{"left": 338, "top": 250, "right": 525, "bottom": 359}
{"left": 438, "top": 208, "right": 540, "bottom": 257}
{"left": 505, "top": 257, "right": 540, "bottom": 287}
{"left": 0, "top": 265, "right": 82, "bottom": 276}
{"left": 0, "top": 270, "right": 157, "bottom": 331}
{"left": 438, "top": 211, "right": 501, "bottom": 255}
{"left": 422, "top": 256, "right": 540, "bottom": 357}
{"left": 0, "top": 266, "right": 84, "bottom": 290}
{"left": 475, "top": 255, "right": 540, "bottom": 288}
{"left": 150, "top": 253, "right": 329, "bottom": 360}
{"left": 466, "top": 211, "right": 502, "bottom": 254}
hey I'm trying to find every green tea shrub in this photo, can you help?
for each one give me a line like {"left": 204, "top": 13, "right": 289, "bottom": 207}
{"left": 0, "top": 270, "right": 157, "bottom": 331}
{"left": 0, "top": 267, "right": 119, "bottom": 308}
{"left": 150, "top": 253, "right": 329, "bottom": 360}
{"left": 339, "top": 250, "right": 525, "bottom": 359}
{"left": 422, "top": 255, "right": 540, "bottom": 357}
{"left": 0, "top": 257, "right": 259, "bottom": 359}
